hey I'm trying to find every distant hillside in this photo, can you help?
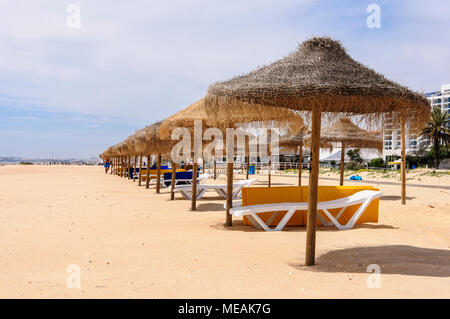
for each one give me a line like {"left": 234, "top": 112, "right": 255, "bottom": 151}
{"left": 0, "top": 156, "right": 100, "bottom": 164}
{"left": 0, "top": 157, "right": 22, "bottom": 163}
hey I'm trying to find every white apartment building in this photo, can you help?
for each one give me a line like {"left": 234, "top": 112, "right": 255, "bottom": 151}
{"left": 425, "top": 83, "right": 450, "bottom": 127}
{"left": 382, "top": 83, "right": 449, "bottom": 160}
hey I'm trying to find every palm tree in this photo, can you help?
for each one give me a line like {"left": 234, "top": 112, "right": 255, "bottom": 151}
{"left": 420, "top": 106, "right": 450, "bottom": 168}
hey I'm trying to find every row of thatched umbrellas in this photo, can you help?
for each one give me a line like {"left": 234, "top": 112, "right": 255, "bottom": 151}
{"left": 100, "top": 37, "right": 429, "bottom": 266}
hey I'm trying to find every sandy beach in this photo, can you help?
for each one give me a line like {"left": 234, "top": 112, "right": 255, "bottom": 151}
{"left": 0, "top": 165, "right": 449, "bottom": 298}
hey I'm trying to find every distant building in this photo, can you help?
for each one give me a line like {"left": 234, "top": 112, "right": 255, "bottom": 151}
{"left": 425, "top": 83, "right": 450, "bottom": 127}
{"left": 382, "top": 83, "right": 449, "bottom": 160}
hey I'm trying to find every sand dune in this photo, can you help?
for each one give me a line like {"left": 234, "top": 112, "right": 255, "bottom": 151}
{"left": 0, "top": 165, "right": 449, "bottom": 298}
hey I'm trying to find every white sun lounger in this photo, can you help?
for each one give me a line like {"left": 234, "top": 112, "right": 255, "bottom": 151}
{"left": 160, "top": 173, "right": 210, "bottom": 188}
{"left": 174, "top": 178, "right": 258, "bottom": 200}
{"left": 229, "top": 190, "right": 382, "bottom": 231}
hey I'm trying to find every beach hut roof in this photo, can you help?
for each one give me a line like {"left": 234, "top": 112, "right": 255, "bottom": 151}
{"left": 205, "top": 37, "right": 429, "bottom": 126}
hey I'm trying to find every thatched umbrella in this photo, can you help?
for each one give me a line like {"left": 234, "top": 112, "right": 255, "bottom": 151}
{"left": 204, "top": 36, "right": 429, "bottom": 265}
{"left": 304, "top": 118, "right": 382, "bottom": 185}
{"left": 145, "top": 121, "right": 173, "bottom": 193}
{"left": 133, "top": 128, "right": 152, "bottom": 186}
{"left": 115, "top": 141, "right": 129, "bottom": 178}
{"left": 126, "top": 135, "right": 138, "bottom": 182}
{"left": 160, "top": 99, "right": 217, "bottom": 209}
{"left": 279, "top": 131, "right": 306, "bottom": 186}
{"left": 160, "top": 98, "right": 304, "bottom": 212}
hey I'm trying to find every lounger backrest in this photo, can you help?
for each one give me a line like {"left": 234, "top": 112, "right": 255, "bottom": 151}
{"left": 242, "top": 186, "right": 380, "bottom": 227}
{"left": 163, "top": 171, "right": 197, "bottom": 180}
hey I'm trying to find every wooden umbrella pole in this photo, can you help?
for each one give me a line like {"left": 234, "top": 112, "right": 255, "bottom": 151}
{"left": 202, "top": 158, "right": 205, "bottom": 173}
{"left": 246, "top": 156, "right": 249, "bottom": 180}
{"left": 225, "top": 162, "right": 233, "bottom": 226}
{"left": 213, "top": 159, "right": 217, "bottom": 180}
{"left": 123, "top": 157, "right": 126, "bottom": 178}
{"left": 121, "top": 157, "right": 124, "bottom": 177}
{"left": 305, "top": 105, "right": 321, "bottom": 266}
{"left": 191, "top": 162, "right": 198, "bottom": 210}
{"left": 138, "top": 155, "right": 143, "bottom": 186}
{"left": 156, "top": 154, "right": 161, "bottom": 193}
{"left": 268, "top": 159, "right": 271, "bottom": 187}
{"left": 145, "top": 155, "right": 150, "bottom": 189}
{"left": 298, "top": 142, "right": 303, "bottom": 186}
{"left": 128, "top": 156, "right": 131, "bottom": 180}
{"left": 170, "top": 161, "right": 176, "bottom": 200}
{"left": 401, "top": 119, "right": 406, "bottom": 205}
{"left": 133, "top": 156, "right": 137, "bottom": 181}
{"left": 340, "top": 142, "right": 345, "bottom": 186}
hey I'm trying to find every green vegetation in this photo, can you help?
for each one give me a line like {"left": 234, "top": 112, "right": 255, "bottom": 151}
{"left": 369, "top": 157, "right": 386, "bottom": 168}
{"left": 19, "top": 161, "right": 33, "bottom": 165}
{"left": 420, "top": 106, "right": 450, "bottom": 168}
{"left": 346, "top": 149, "right": 365, "bottom": 170}
{"left": 418, "top": 170, "right": 450, "bottom": 177}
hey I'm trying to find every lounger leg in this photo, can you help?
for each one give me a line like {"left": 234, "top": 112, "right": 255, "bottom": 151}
{"left": 197, "top": 188, "right": 207, "bottom": 199}
{"left": 215, "top": 188, "right": 227, "bottom": 198}
{"left": 265, "top": 212, "right": 278, "bottom": 226}
{"left": 246, "top": 215, "right": 263, "bottom": 229}
{"left": 320, "top": 196, "right": 377, "bottom": 230}
{"left": 249, "top": 213, "right": 271, "bottom": 231}
{"left": 316, "top": 210, "right": 334, "bottom": 227}
{"left": 320, "top": 209, "right": 345, "bottom": 229}
{"left": 343, "top": 195, "right": 377, "bottom": 229}
{"left": 180, "top": 189, "right": 192, "bottom": 200}
{"left": 274, "top": 208, "right": 297, "bottom": 231}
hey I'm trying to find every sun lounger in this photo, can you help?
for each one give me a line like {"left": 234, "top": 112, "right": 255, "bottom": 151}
{"left": 174, "top": 178, "right": 257, "bottom": 200}
{"left": 162, "top": 172, "right": 209, "bottom": 187}
{"left": 230, "top": 189, "right": 382, "bottom": 231}
{"left": 156, "top": 173, "right": 210, "bottom": 188}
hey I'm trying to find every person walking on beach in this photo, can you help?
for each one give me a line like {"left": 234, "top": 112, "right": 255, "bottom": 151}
{"left": 104, "top": 159, "right": 111, "bottom": 174}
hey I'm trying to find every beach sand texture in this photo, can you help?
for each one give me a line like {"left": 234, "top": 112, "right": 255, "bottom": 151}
{"left": 0, "top": 165, "right": 449, "bottom": 298}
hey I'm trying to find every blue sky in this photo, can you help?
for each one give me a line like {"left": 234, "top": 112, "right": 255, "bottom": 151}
{"left": 0, "top": 0, "right": 449, "bottom": 158}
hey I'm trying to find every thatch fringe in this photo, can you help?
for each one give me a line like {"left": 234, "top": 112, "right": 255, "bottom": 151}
{"left": 205, "top": 37, "right": 430, "bottom": 130}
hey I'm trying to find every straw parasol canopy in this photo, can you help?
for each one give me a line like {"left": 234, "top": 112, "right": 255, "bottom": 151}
{"left": 160, "top": 97, "right": 304, "bottom": 139}
{"left": 304, "top": 118, "right": 382, "bottom": 186}
{"left": 303, "top": 118, "right": 383, "bottom": 152}
{"left": 125, "top": 134, "right": 137, "bottom": 157}
{"left": 203, "top": 36, "right": 430, "bottom": 266}
{"left": 145, "top": 121, "right": 174, "bottom": 156}
{"left": 134, "top": 127, "right": 152, "bottom": 156}
{"left": 115, "top": 141, "right": 129, "bottom": 157}
{"left": 205, "top": 37, "right": 429, "bottom": 129}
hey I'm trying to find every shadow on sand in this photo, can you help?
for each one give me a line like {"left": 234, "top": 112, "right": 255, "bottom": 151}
{"left": 195, "top": 203, "right": 225, "bottom": 212}
{"left": 291, "top": 245, "right": 450, "bottom": 277}
{"left": 212, "top": 222, "right": 397, "bottom": 232}
{"left": 381, "top": 195, "right": 415, "bottom": 201}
